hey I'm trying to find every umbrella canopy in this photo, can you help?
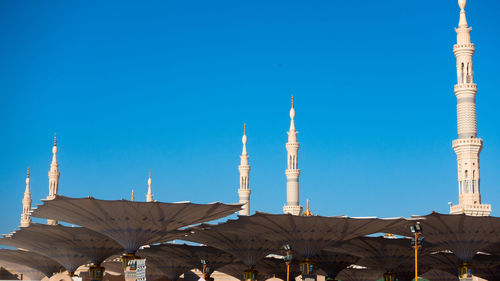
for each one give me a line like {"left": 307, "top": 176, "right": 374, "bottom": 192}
{"left": 472, "top": 253, "right": 500, "bottom": 281}
{"left": 137, "top": 244, "right": 197, "bottom": 281}
{"left": 256, "top": 257, "right": 300, "bottom": 281}
{"left": 184, "top": 223, "right": 280, "bottom": 268}
{"left": 313, "top": 251, "right": 358, "bottom": 279}
{"left": 0, "top": 249, "right": 63, "bottom": 278}
{"left": 336, "top": 268, "right": 384, "bottom": 281}
{"left": 213, "top": 212, "right": 407, "bottom": 258}
{"left": 0, "top": 223, "right": 123, "bottom": 273}
{"left": 387, "top": 212, "right": 500, "bottom": 262}
{"left": 327, "top": 236, "right": 436, "bottom": 272}
{"left": 31, "top": 195, "right": 241, "bottom": 253}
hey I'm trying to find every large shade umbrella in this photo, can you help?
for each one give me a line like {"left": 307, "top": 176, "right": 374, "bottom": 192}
{"left": 0, "top": 249, "right": 63, "bottom": 278}
{"left": 31, "top": 195, "right": 242, "bottom": 255}
{"left": 0, "top": 224, "right": 122, "bottom": 275}
{"left": 387, "top": 212, "right": 500, "bottom": 279}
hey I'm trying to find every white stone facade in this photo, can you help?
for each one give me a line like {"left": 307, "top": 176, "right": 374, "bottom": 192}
{"left": 238, "top": 124, "right": 251, "bottom": 216}
{"left": 449, "top": 0, "right": 491, "bottom": 216}
{"left": 283, "top": 97, "right": 302, "bottom": 216}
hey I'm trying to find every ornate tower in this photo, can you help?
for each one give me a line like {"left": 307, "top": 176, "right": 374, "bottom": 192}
{"left": 20, "top": 167, "right": 32, "bottom": 227}
{"left": 146, "top": 170, "right": 153, "bottom": 202}
{"left": 283, "top": 96, "right": 302, "bottom": 215}
{"left": 47, "top": 134, "right": 60, "bottom": 225}
{"left": 238, "top": 124, "right": 251, "bottom": 216}
{"left": 449, "top": 0, "right": 491, "bottom": 216}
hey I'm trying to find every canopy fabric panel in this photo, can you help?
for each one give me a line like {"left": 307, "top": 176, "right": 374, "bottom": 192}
{"left": 31, "top": 195, "right": 241, "bottom": 253}
{"left": 0, "top": 249, "right": 63, "bottom": 278}
{"left": 387, "top": 212, "right": 500, "bottom": 262}
{"left": 0, "top": 223, "right": 123, "bottom": 272}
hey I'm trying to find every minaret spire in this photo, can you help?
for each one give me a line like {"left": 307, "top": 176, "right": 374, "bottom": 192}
{"left": 238, "top": 124, "right": 251, "bottom": 216}
{"left": 146, "top": 170, "right": 153, "bottom": 202}
{"left": 20, "top": 167, "right": 32, "bottom": 227}
{"left": 47, "top": 133, "right": 60, "bottom": 225}
{"left": 131, "top": 189, "right": 135, "bottom": 201}
{"left": 283, "top": 96, "right": 302, "bottom": 215}
{"left": 449, "top": 0, "right": 491, "bottom": 216}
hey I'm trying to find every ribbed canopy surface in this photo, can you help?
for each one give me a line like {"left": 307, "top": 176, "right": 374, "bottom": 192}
{"left": 137, "top": 244, "right": 196, "bottom": 281}
{"left": 0, "top": 262, "right": 46, "bottom": 280}
{"left": 473, "top": 254, "right": 500, "bottom": 281}
{"left": 216, "top": 212, "right": 406, "bottom": 258}
{"left": 184, "top": 223, "right": 280, "bottom": 268}
{"left": 31, "top": 195, "right": 241, "bottom": 253}
{"left": 0, "top": 223, "right": 123, "bottom": 272}
{"left": 217, "top": 262, "right": 246, "bottom": 281}
{"left": 140, "top": 244, "right": 234, "bottom": 273}
{"left": 328, "top": 237, "right": 423, "bottom": 271}
{"left": 0, "top": 249, "right": 63, "bottom": 278}
{"left": 257, "top": 257, "right": 300, "bottom": 281}
{"left": 387, "top": 212, "right": 500, "bottom": 262}
{"left": 336, "top": 268, "right": 384, "bottom": 281}
{"left": 314, "top": 251, "right": 358, "bottom": 278}
{"left": 422, "top": 269, "right": 459, "bottom": 281}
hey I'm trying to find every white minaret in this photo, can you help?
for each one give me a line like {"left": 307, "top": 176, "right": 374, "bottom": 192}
{"left": 47, "top": 133, "right": 60, "bottom": 225}
{"left": 146, "top": 170, "right": 154, "bottom": 202}
{"left": 238, "top": 124, "right": 251, "bottom": 216}
{"left": 283, "top": 96, "right": 302, "bottom": 216}
{"left": 20, "top": 167, "right": 32, "bottom": 227}
{"left": 449, "top": 0, "right": 491, "bottom": 216}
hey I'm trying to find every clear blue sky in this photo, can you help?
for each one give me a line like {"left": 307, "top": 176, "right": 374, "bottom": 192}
{"left": 1, "top": 0, "right": 499, "bottom": 235}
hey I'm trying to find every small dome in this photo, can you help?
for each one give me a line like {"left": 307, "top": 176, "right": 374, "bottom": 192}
{"left": 289, "top": 107, "right": 295, "bottom": 119}
{"left": 242, "top": 134, "right": 247, "bottom": 145}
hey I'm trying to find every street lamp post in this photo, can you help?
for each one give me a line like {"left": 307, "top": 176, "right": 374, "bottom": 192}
{"left": 410, "top": 222, "right": 424, "bottom": 281}
{"left": 283, "top": 244, "right": 293, "bottom": 281}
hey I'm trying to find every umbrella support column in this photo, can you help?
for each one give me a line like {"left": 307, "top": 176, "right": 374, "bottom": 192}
{"left": 299, "top": 259, "right": 316, "bottom": 281}
{"left": 458, "top": 262, "right": 473, "bottom": 281}
{"left": 243, "top": 267, "right": 258, "bottom": 281}
{"left": 89, "top": 265, "right": 105, "bottom": 281}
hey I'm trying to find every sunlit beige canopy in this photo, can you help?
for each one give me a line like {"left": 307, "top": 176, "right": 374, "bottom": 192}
{"left": 217, "top": 262, "right": 246, "bottom": 281}
{"left": 0, "top": 249, "right": 63, "bottom": 278}
{"left": 314, "top": 251, "right": 359, "bottom": 279}
{"left": 137, "top": 244, "right": 197, "bottom": 281}
{"left": 335, "top": 268, "right": 384, "bottom": 281}
{"left": 31, "top": 195, "right": 242, "bottom": 253}
{"left": 213, "top": 212, "right": 408, "bottom": 258}
{"left": 422, "top": 269, "right": 459, "bottom": 281}
{"left": 387, "top": 212, "right": 500, "bottom": 262}
{"left": 0, "top": 223, "right": 123, "bottom": 273}
{"left": 184, "top": 223, "right": 281, "bottom": 268}
{"left": 0, "top": 262, "right": 46, "bottom": 280}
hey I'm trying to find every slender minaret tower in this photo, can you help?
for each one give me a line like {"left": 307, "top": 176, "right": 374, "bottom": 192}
{"left": 449, "top": 0, "right": 491, "bottom": 216}
{"left": 146, "top": 170, "right": 153, "bottom": 202}
{"left": 283, "top": 96, "right": 302, "bottom": 215}
{"left": 47, "top": 133, "right": 60, "bottom": 225}
{"left": 238, "top": 124, "right": 251, "bottom": 216}
{"left": 20, "top": 167, "right": 32, "bottom": 227}
{"left": 131, "top": 189, "right": 135, "bottom": 201}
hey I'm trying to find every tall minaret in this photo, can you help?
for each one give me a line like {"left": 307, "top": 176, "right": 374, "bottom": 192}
{"left": 20, "top": 167, "right": 32, "bottom": 227}
{"left": 146, "top": 170, "right": 153, "bottom": 202}
{"left": 238, "top": 124, "right": 251, "bottom": 216}
{"left": 449, "top": 0, "right": 491, "bottom": 216}
{"left": 47, "top": 133, "right": 60, "bottom": 225}
{"left": 283, "top": 96, "right": 302, "bottom": 216}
